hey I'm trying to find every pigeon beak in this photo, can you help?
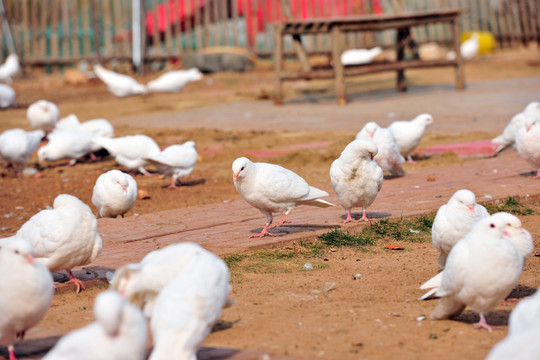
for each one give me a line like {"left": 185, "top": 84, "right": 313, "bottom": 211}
{"left": 468, "top": 205, "right": 475, "bottom": 212}
{"left": 121, "top": 186, "right": 127, "bottom": 192}
{"left": 26, "top": 255, "right": 35, "bottom": 264}
{"left": 233, "top": 173, "right": 239, "bottom": 180}
{"left": 526, "top": 126, "right": 531, "bottom": 133}
{"left": 502, "top": 229, "right": 510, "bottom": 237}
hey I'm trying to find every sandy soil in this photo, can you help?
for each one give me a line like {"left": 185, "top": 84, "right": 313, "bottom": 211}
{"left": 0, "top": 46, "right": 540, "bottom": 359}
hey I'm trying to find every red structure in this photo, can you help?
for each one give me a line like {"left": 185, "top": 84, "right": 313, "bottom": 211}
{"left": 146, "top": 0, "right": 383, "bottom": 47}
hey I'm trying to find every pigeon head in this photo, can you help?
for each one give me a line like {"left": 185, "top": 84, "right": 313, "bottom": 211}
{"left": 232, "top": 157, "right": 253, "bottom": 181}
{"left": 524, "top": 101, "right": 540, "bottom": 116}
{"left": 187, "top": 68, "right": 203, "bottom": 82}
{"left": 183, "top": 140, "right": 196, "bottom": 148}
{"left": 524, "top": 115, "right": 539, "bottom": 133}
{"left": 414, "top": 113, "right": 434, "bottom": 127}
{"left": 347, "top": 139, "right": 379, "bottom": 160}
{"left": 361, "top": 122, "right": 379, "bottom": 138}
{"left": 471, "top": 215, "right": 507, "bottom": 239}
{"left": 491, "top": 212, "right": 525, "bottom": 238}
{"left": 37, "top": 145, "right": 49, "bottom": 163}
{"left": 450, "top": 189, "right": 478, "bottom": 213}
{"left": 107, "top": 170, "right": 130, "bottom": 192}
{"left": 52, "top": 194, "right": 82, "bottom": 209}
{"left": 94, "top": 290, "right": 125, "bottom": 337}
{"left": 0, "top": 238, "right": 35, "bottom": 265}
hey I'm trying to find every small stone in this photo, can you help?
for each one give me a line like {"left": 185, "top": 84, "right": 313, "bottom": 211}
{"left": 323, "top": 282, "right": 336, "bottom": 292}
{"left": 417, "top": 315, "right": 426, "bottom": 321}
{"left": 22, "top": 167, "right": 38, "bottom": 176}
{"left": 79, "top": 306, "right": 87, "bottom": 310}
{"left": 304, "top": 262, "right": 313, "bottom": 271}
{"left": 353, "top": 273, "right": 362, "bottom": 280}
{"left": 137, "top": 189, "right": 151, "bottom": 200}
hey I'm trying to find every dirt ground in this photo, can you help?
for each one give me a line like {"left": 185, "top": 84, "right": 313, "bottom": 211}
{"left": 0, "top": 45, "right": 540, "bottom": 360}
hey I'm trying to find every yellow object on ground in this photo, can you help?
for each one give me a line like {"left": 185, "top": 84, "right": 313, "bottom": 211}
{"left": 461, "top": 31, "right": 496, "bottom": 55}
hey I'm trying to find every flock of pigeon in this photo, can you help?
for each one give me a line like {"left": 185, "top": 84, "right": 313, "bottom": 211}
{"left": 0, "top": 52, "right": 540, "bottom": 359}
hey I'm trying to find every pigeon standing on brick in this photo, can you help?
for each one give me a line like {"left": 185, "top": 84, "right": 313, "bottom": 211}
{"left": 431, "top": 189, "right": 489, "bottom": 267}
{"left": 92, "top": 170, "right": 138, "bottom": 218}
{"left": 14, "top": 194, "right": 103, "bottom": 293}
{"left": 356, "top": 121, "right": 405, "bottom": 176}
{"left": 0, "top": 238, "right": 53, "bottom": 360}
{"left": 515, "top": 115, "right": 540, "bottom": 178}
{"left": 330, "top": 139, "right": 383, "bottom": 222}
{"left": 429, "top": 215, "right": 523, "bottom": 332}
{"left": 232, "top": 157, "right": 334, "bottom": 237}
{"left": 387, "top": 114, "right": 434, "bottom": 163}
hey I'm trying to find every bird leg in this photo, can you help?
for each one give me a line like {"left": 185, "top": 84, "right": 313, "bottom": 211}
{"left": 407, "top": 154, "right": 416, "bottom": 164}
{"left": 168, "top": 177, "right": 182, "bottom": 189}
{"left": 342, "top": 211, "right": 354, "bottom": 223}
{"left": 359, "top": 209, "right": 372, "bottom": 222}
{"left": 66, "top": 270, "right": 85, "bottom": 293}
{"left": 8, "top": 344, "right": 16, "bottom": 360}
{"left": 268, "top": 210, "right": 291, "bottom": 229}
{"left": 473, "top": 313, "right": 493, "bottom": 332}
{"left": 138, "top": 167, "right": 153, "bottom": 176}
{"left": 535, "top": 169, "right": 540, "bottom": 179}
{"left": 251, "top": 222, "right": 274, "bottom": 238}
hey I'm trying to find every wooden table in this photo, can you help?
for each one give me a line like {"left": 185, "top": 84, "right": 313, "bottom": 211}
{"left": 273, "top": 9, "right": 465, "bottom": 105}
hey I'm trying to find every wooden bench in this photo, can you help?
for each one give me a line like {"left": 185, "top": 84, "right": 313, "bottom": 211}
{"left": 273, "top": 9, "right": 465, "bottom": 105}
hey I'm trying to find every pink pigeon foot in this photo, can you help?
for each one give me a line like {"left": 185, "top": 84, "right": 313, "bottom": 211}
{"left": 342, "top": 211, "right": 354, "bottom": 223}
{"left": 268, "top": 213, "right": 291, "bottom": 229}
{"left": 473, "top": 313, "right": 493, "bottom": 332}
{"left": 407, "top": 155, "right": 416, "bottom": 164}
{"left": 67, "top": 270, "right": 85, "bottom": 293}
{"left": 168, "top": 179, "right": 182, "bottom": 189}
{"left": 535, "top": 169, "right": 540, "bottom": 179}
{"left": 9, "top": 345, "right": 16, "bottom": 360}
{"left": 251, "top": 223, "right": 274, "bottom": 238}
{"left": 359, "top": 209, "right": 373, "bottom": 222}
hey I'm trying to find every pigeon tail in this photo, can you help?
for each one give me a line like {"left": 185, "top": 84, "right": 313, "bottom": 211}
{"left": 420, "top": 271, "right": 443, "bottom": 290}
{"left": 298, "top": 198, "right": 335, "bottom": 208}
{"left": 430, "top": 296, "right": 466, "bottom": 320}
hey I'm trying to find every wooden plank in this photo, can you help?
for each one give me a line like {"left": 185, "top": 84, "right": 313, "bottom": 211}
{"left": 61, "top": 0, "right": 69, "bottom": 59}
{"left": 91, "top": 0, "right": 102, "bottom": 61}
{"left": 112, "top": 0, "right": 123, "bottom": 57}
{"left": 51, "top": 0, "right": 60, "bottom": 69}
{"left": 273, "top": 24, "right": 284, "bottom": 105}
{"left": 185, "top": 0, "right": 194, "bottom": 52}
{"left": 194, "top": 0, "right": 202, "bottom": 50}
{"left": 31, "top": 0, "right": 39, "bottom": 59}
{"left": 212, "top": 0, "right": 219, "bottom": 46}
{"left": 173, "top": 0, "right": 182, "bottom": 54}
{"left": 81, "top": 0, "right": 92, "bottom": 57}
{"left": 71, "top": 0, "right": 81, "bottom": 57}
{"left": 151, "top": 0, "right": 160, "bottom": 54}
{"left": 163, "top": 0, "right": 173, "bottom": 55}
{"left": 39, "top": 0, "right": 47, "bottom": 58}
{"left": 231, "top": 0, "right": 239, "bottom": 47}
{"left": 519, "top": 0, "right": 531, "bottom": 43}
{"left": 203, "top": 0, "right": 210, "bottom": 47}
{"left": 331, "top": 25, "right": 346, "bottom": 105}
{"left": 396, "top": 27, "right": 407, "bottom": 92}
{"left": 22, "top": 0, "right": 30, "bottom": 59}
{"left": 102, "top": 0, "right": 112, "bottom": 57}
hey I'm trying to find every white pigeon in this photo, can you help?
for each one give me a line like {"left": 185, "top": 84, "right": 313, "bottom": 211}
{"left": 356, "top": 121, "right": 405, "bottom": 176}
{"left": 0, "top": 53, "right": 20, "bottom": 83}
{"left": 110, "top": 242, "right": 233, "bottom": 319}
{"left": 515, "top": 115, "right": 540, "bottom": 178}
{"left": 14, "top": 194, "right": 103, "bottom": 293}
{"left": 38, "top": 128, "right": 95, "bottom": 166}
{"left": 145, "top": 140, "right": 198, "bottom": 188}
{"left": 93, "top": 64, "right": 147, "bottom": 98}
{"left": 340, "top": 46, "right": 382, "bottom": 66}
{"left": 492, "top": 102, "right": 540, "bottom": 154}
{"left": 446, "top": 32, "right": 479, "bottom": 61}
{"left": 429, "top": 215, "right": 523, "bottom": 332}
{"left": 232, "top": 157, "right": 334, "bottom": 238}
{"left": 330, "top": 139, "right": 384, "bottom": 222}
{"left": 491, "top": 212, "right": 533, "bottom": 266}
{"left": 93, "top": 134, "right": 160, "bottom": 175}
{"left": 27, "top": 99, "right": 60, "bottom": 134}
{"left": 0, "top": 238, "right": 53, "bottom": 360}
{"left": 487, "top": 290, "right": 540, "bottom": 360}
{"left": 0, "top": 84, "right": 15, "bottom": 108}
{"left": 387, "top": 113, "right": 434, "bottom": 162}
{"left": 419, "top": 212, "right": 530, "bottom": 301}
{"left": 43, "top": 290, "right": 148, "bottom": 360}
{"left": 147, "top": 68, "right": 203, "bottom": 93}
{"left": 431, "top": 189, "right": 490, "bottom": 267}
{"left": 149, "top": 252, "right": 230, "bottom": 360}
{"left": 92, "top": 170, "right": 138, "bottom": 218}
{"left": 0, "top": 128, "right": 44, "bottom": 173}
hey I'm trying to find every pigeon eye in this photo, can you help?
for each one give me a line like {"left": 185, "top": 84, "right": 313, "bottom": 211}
{"left": 490, "top": 223, "right": 495, "bottom": 228}
{"left": 240, "top": 166, "right": 245, "bottom": 171}
{"left": 14, "top": 250, "right": 19, "bottom": 254}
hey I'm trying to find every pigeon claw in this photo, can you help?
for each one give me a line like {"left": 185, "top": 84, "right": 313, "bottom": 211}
{"left": 250, "top": 231, "right": 274, "bottom": 238}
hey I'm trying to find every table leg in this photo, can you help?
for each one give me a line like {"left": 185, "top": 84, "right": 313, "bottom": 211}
{"left": 396, "top": 27, "right": 408, "bottom": 92}
{"left": 331, "top": 26, "right": 346, "bottom": 105}
{"left": 452, "top": 19, "right": 465, "bottom": 90}
{"left": 273, "top": 24, "right": 284, "bottom": 105}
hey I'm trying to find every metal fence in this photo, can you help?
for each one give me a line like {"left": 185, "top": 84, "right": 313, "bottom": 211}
{"left": 0, "top": 0, "right": 539, "bottom": 70}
